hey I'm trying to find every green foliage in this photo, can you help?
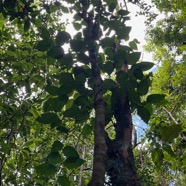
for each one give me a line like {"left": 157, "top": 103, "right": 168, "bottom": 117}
{"left": 1, "top": 0, "right": 181, "bottom": 185}
{"left": 36, "top": 163, "right": 57, "bottom": 176}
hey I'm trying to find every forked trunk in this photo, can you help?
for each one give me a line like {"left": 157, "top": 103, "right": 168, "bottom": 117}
{"left": 106, "top": 97, "right": 141, "bottom": 186}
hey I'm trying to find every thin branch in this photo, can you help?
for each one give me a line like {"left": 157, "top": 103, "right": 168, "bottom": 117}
{"left": 162, "top": 107, "right": 178, "bottom": 124}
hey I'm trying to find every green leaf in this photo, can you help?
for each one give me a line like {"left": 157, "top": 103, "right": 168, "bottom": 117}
{"left": 100, "top": 61, "right": 114, "bottom": 75}
{"left": 117, "top": 26, "right": 131, "bottom": 40}
{"left": 118, "top": 10, "right": 130, "bottom": 16}
{"left": 101, "top": 37, "right": 114, "bottom": 48}
{"left": 57, "top": 176, "right": 70, "bottom": 186}
{"left": 163, "top": 145, "right": 175, "bottom": 157}
{"left": 109, "top": 2, "right": 117, "bottom": 12}
{"left": 133, "top": 69, "right": 143, "bottom": 80}
{"left": 36, "top": 112, "right": 61, "bottom": 126}
{"left": 36, "top": 163, "right": 57, "bottom": 176}
{"left": 55, "top": 31, "right": 71, "bottom": 46}
{"left": 40, "top": 27, "right": 50, "bottom": 39}
{"left": 58, "top": 72, "right": 75, "bottom": 94}
{"left": 126, "top": 52, "right": 141, "bottom": 65}
{"left": 103, "top": 79, "right": 117, "bottom": 92}
{"left": 70, "top": 39, "right": 85, "bottom": 52}
{"left": 56, "top": 126, "right": 69, "bottom": 134}
{"left": 47, "top": 46, "right": 64, "bottom": 59}
{"left": 43, "top": 97, "right": 67, "bottom": 112}
{"left": 151, "top": 148, "right": 164, "bottom": 168}
{"left": 61, "top": 6, "right": 69, "bottom": 13}
{"left": 147, "top": 94, "right": 166, "bottom": 105}
{"left": 91, "top": 0, "right": 100, "bottom": 6}
{"left": 77, "top": 53, "right": 89, "bottom": 64}
{"left": 36, "top": 39, "right": 52, "bottom": 51}
{"left": 45, "top": 84, "right": 59, "bottom": 96}
{"left": 137, "top": 106, "right": 151, "bottom": 123}
{"left": 129, "top": 41, "right": 138, "bottom": 50}
{"left": 132, "top": 62, "right": 154, "bottom": 71}
{"left": 63, "top": 157, "right": 84, "bottom": 169}
{"left": 126, "top": 81, "right": 141, "bottom": 105}
{"left": 47, "top": 152, "right": 62, "bottom": 165}
{"left": 82, "top": 125, "right": 92, "bottom": 138}
{"left": 73, "top": 22, "right": 82, "bottom": 30}
{"left": 74, "top": 96, "right": 89, "bottom": 107}
{"left": 24, "top": 19, "right": 30, "bottom": 32}
{"left": 116, "top": 72, "right": 128, "bottom": 90}
{"left": 137, "top": 78, "right": 149, "bottom": 95}
{"left": 160, "top": 124, "right": 182, "bottom": 142}
{"left": 58, "top": 53, "right": 73, "bottom": 69}
{"left": 51, "top": 140, "right": 63, "bottom": 152}
{"left": 63, "top": 146, "right": 79, "bottom": 158}
{"left": 1, "top": 143, "right": 11, "bottom": 154}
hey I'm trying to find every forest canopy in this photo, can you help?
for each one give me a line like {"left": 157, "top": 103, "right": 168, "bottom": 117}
{"left": 0, "top": 0, "right": 185, "bottom": 185}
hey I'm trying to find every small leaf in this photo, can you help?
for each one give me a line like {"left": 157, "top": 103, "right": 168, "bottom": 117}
{"left": 45, "top": 84, "right": 59, "bottom": 96}
{"left": 101, "top": 37, "right": 114, "bottom": 48}
{"left": 58, "top": 53, "right": 73, "bottom": 69}
{"left": 129, "top": 41, "right": 138, "bottom": 50}
{"left": 56, "top": 126, "right": 69, "bottom": 134}
{"left": 151, "top": 148, "right": 164, "bottom": 168}
{"left": 63, "top": 146, "right": 79, "bottom": 158}
{"left": 24, "top": 19, "right": 30, "bottom": 32}
{"left": 57, "top": 176, "right": 70, "bottom": 186}
{"left": 40, "top": 27, "right": 50, "bottom": 39}
{"left": 137, "top": 78, "right": 149, "bottom": 95}
{"left": 1, "top": 143, "right": 11, "bottom": 154}
{"left": 126, "top": 81, "right": 141, "bottom": 105}
{"left": 100, "top": 61, "right": 114, "bottom": 75}
{"left": 47, "top": 152, "right": 62, "bottom": 165}
{"left": 160, "top": 124, "right": 182, "bottom": 142}
{"left": 116, "top": 72, "right": 128, "bottom": 90}
{"left": 137, "top": 106, "right": 151, "bottom": 123}
{"left": 51, "top": 140, "right": 63, "bottom": 152}
{"left": 73, "top": 22, "right": 82, "bottom": 30}
{"left": 82, "top": 125, "right": 92, "bottom": 138}
{"left": 47, "top": 46, "right": 64, "bottom": 59}
{"left": 126, "top": 52, "right": 141, "bottom": 65}
{"left": 63, "top": 157, "right": 85, "bottom": 169}
{"left": 163, "top": 145, "right": 175, "bottom": 157}
{"left": 36, "top": 163, "right": 57, "bottom": 176}
{"left": 75, "top": 96, "right": 89, "bottom": 107}
{"left": 118, "top": 10, "right": 130, "bottom": 16}
{"left": 103, "top": 79, "right": 117, "bottom": 92}
{"left": 36, "top": 40, "right": 52, "bottom": 51}
{"left": 133, "top": 69, "right": 143, "bottom": 80}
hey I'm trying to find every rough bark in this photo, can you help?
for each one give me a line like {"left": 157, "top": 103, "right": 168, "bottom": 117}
{"left": 88, "top": 45, "right": 107, "bottom": 186}
{"left": 106, "top": 97, "right": 141, "bottom": 186}
{"left": 84, "top": 2, "right": 107, "bottom": 185}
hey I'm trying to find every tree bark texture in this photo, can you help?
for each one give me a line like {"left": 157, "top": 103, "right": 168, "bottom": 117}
{"left": 84, "top": 2, "right": 107, "bottom": 185}
{"left": 106, "top": 97, "right": 141, "bottom": 186}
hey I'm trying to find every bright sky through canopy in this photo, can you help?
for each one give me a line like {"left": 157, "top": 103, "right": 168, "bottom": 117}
{"left": 127, "top": 3, "right": 153, "bottom": 62}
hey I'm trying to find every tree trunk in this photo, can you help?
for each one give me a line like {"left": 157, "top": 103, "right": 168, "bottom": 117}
{"left": 106, "top": 97, "right": 141, "bottom": 186}
{"left": 78, "top": 145, "right": 86, "bottom": 186}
